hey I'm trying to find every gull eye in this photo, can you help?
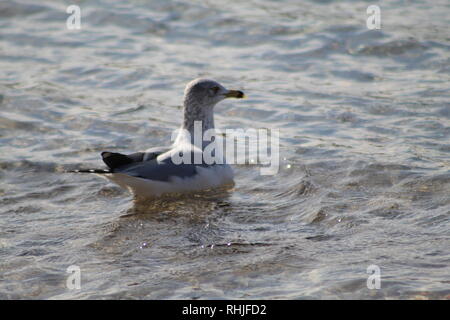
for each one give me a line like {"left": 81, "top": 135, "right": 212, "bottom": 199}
{"left": 211, "top": 86, "right": 220, "bottom": 94}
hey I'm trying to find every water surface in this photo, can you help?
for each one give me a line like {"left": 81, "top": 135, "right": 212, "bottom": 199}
{"left": 0, "top": 0, "right": 449, "bottom": 299}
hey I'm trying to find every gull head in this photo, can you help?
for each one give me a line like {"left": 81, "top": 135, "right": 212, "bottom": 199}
{"left": 183, "top": 78, "right": 245, "bottom": 108}
{"left": 181, "top": 78, "right": 245, "bottom": 133}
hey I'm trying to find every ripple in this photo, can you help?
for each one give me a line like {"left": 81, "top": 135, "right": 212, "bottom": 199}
{"left": 0, "top": 0, "right": 449, "bottom": 300}
{"left": 355, "top": 38, "right": 427, "bottom": 57}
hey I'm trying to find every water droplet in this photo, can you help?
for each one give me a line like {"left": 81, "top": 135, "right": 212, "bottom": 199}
{"left": 139, "top": 242, "right": 148, "bottom": 249}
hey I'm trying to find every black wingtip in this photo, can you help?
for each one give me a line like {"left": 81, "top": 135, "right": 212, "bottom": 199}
{"left": 101, "top": 151, "right": 134, "bottom": 169}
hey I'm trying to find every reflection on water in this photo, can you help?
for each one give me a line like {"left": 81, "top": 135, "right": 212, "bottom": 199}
{"left": 0, "top": 0, "right": 449, "bottom": 299}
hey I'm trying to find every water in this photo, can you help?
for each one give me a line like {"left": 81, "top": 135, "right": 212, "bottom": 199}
{"left": 0, "top": 0, "right": 449, "bottom": 299}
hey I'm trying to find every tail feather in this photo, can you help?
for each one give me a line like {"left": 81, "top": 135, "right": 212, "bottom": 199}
{"left": 68, "top": 169, "right": 111, "bottom": 174}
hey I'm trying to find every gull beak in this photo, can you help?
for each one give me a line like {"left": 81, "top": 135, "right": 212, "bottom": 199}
{"left": 225, "top": 90, "right": 245, "bottom": 99}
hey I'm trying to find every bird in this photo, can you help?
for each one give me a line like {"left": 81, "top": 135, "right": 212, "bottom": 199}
{"left": 71, "top": 78, "right": 245, "bottom": 199}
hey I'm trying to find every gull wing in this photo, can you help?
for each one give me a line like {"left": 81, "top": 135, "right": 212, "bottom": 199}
{"left": 111, "top": 150, "right": 210, "bottom": 182}
{"left": 101, "top": 146, "right": 170, "bottom": 170}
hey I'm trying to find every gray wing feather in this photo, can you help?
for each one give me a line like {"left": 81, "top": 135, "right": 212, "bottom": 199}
{"left": 141, "top": 146, "right": 171, "bottom": 161}
{"left": 101, "top": 146, "right": 170, "bottom": 170}
{"left": 114, "top": 152, "right": 209, "bottom": 182}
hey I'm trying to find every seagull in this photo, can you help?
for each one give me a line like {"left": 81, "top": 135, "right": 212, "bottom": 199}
{"left": 71, "top": 78, "right": 245, "bottom": 198}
